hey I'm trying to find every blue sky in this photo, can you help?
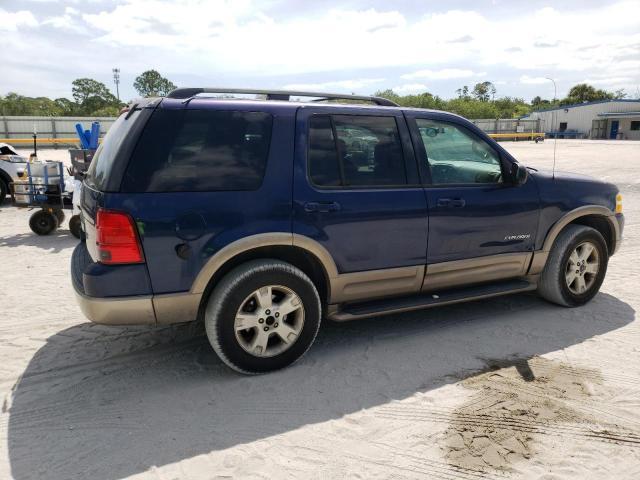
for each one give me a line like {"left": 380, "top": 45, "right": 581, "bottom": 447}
{"left": 1, "top": 0, "right": 639, "bottom": 102}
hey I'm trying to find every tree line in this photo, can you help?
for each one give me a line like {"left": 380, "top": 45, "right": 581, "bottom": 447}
{"left": 375, "top": 82, "right": 630, "bottom": 119}
{"left": 0, "top": 70, "right": 176, "bottom": 117}
{"left": 1, "top": 74, "right": 633, "bottom": 119}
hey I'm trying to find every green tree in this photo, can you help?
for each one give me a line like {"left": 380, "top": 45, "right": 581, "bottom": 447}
{"left": 133, "top": 70, "right": 177, "bottom": 97}
{"left": 71, "top": 78, "right": 120, "bottom": 115}
{"left": 71, "top": 78, "right": 117, "bottom": 104}
{"left": 472, "top": 81, "right": 496, "bottom": 102}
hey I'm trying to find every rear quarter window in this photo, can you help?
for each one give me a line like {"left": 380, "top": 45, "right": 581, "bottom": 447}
{"left": 121, "top": 109, "right": 273, "bottom": 192}
{"left": 86, "top": 109, "right": 141, "bottom": 190}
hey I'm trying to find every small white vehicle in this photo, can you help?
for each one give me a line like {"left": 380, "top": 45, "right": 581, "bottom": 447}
{"left": 0, "top": 143, "right": 27, "bottom": 204}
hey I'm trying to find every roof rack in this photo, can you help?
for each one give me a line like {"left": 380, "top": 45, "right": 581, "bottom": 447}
{"left": 165, "top": 87, "right": 399, "bottom": 107}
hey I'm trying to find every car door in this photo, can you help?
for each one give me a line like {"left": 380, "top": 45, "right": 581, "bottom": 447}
{"left": 405, "top": 112, "right": 540, "bottom": 290}
{"left": 293, "top": 106, "right": 429, "bottom": 301}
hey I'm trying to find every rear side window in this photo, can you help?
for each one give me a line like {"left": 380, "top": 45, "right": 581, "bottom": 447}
{"left": 86, "top": 109, "right": 141, "bottom": 190}
{"left": 308, "top": 114, "right": 407, "bottom": 188}
{"left": 122, "top": 109, "right": 272, "bottom": 192}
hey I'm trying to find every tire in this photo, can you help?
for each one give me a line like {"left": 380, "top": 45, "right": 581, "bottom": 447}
{"left": 69, "top": 215, "right": 82, "bottom": 239}
{"left": 54, "top": 209, "right": 65, "bottom": 225}
{"left": 0, "top": 179, "right": 7, "bottom": 205}
{"left": 204, "top": 259, "right": 322, "bottom": 374}
{"left": 29, "top": 210, "right": 59, "bottom": 235}
{"left": 538, "top": 224, "right": 608, "bottom": 307}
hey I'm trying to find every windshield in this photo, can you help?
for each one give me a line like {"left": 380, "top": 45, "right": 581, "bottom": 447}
{"left": 85, "top": 109, "right": 141, "bottom": 190}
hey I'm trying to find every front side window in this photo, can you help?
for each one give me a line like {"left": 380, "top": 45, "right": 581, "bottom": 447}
{"left": 416, "top": 119, "right": 503, "bottom": 185}
{"left": 122, "top": 109, "right": 272, "bottom": 192}
{"left": 631, "top": 121, "right": 640, "bottom": 131}
{"left": 308, "top": 114, "right": 407, "bottom": 187}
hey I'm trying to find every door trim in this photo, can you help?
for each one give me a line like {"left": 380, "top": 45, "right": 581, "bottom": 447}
{"left": 422, "top": 252, "right": 532, "bottom": 292}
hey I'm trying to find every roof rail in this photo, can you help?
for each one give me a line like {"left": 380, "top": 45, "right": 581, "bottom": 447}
{"left": 165, "top": 87, "right": 399, "bottom": 107}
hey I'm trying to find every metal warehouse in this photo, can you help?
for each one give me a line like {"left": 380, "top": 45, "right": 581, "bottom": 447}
{"left": 524, "top": 99, "right": 640, "bottom": 140}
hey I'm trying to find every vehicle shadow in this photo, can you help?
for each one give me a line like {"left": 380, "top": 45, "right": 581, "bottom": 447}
{"left": 0, "top": 230, "right": 77, "bottom": 253}
{"left": 7, "top": 292, "right": 635, "bottom": 480}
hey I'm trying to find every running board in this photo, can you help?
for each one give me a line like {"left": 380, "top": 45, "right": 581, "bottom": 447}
{"left": 329, "top": 279, "right": 536, "bottom": 322}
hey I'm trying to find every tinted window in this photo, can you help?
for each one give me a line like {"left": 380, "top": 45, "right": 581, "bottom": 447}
{"left": 631, "top": 121, "right": 640, "bottom": 131}
{"left": 416, "top": 119, "right": 503, "bottom": 185}
{"left": 308, "top": 115, "right": 341, "bottom": 187}
{"left": 308, "top": 115, "right": 407, "bottom": 187}
{"left": 122, "top": 109, "right": 272, "bottom": 192}
{"left": 86, "top": 109, "right": 141, "bottom": 190}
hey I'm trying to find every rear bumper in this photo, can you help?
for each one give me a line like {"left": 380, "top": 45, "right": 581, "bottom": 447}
{"left": 71, "top": 241, "right": 156, "bottom": 325}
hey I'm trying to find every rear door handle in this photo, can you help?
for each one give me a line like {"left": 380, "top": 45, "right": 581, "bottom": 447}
{"left": 437, "top": 198, "right": 465, "bottom": 208}
{"left": 304, "top": 201, "right": 341, "bottom": 213}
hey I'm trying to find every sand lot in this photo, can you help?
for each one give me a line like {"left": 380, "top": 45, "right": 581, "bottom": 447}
{"left": 0, "top": 140, "right": 639, "bottom": 479}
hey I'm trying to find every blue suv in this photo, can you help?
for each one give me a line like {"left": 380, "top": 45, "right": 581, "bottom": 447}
{"left": 71, "top": 88, "right": 624, "bottom": 374}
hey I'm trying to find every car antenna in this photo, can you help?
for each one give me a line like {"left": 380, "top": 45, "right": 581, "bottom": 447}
{"left": 545, "top": 77, "right": 558, "bottom": 179}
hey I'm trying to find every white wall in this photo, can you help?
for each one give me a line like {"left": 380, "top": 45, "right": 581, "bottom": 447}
{"left": 526, "top": 101, "right": 640, "bottom": 137}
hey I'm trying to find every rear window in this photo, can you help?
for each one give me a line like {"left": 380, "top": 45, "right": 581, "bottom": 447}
{"left": 121, "top": 109, "right": 273, "bottom": 192}
{"left": 85, "top": 109, "right": 141, "bottom": 190}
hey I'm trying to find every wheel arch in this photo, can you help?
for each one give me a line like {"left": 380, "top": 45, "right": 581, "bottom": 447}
{"left": 192, "top": 233, "right": 336, "bottom": 321}
{"left": 542, "top": 206, "right": 618, "bottom": 256}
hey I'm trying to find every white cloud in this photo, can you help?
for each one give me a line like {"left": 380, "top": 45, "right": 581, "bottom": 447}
{"left": 2, "top": 1, "right": 640, "bottom": 99}
{"left": 392, "top": 83, "right": 430, "bottom": 94}
{"left": 520, "top": 75, "right": 552, "bottom": 85}
{"left": 0, "top": 9, "right": 38, "bottom": 31}
{"left": 401, "top": 68, "right": 486, "bottom": 80}
{"left": 42, "top": 7, "right": 87, "bottom": 34}
{"left": 283, "top": 79, "right": 385, "bottom": 92}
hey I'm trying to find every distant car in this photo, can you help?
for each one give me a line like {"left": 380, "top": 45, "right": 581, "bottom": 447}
{"left": 71, "top": 88, "right": 624, "bottom": 374}
{"left": 0, "top": 143, "right": 27, "bottom": 204}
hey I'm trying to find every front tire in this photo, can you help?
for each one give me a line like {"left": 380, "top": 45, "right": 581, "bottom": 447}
{"left": 538, "top": 225, "right": 608, "bottom": 307}
{"left": 205, "top": 259, "right": 321, "bottom": 374}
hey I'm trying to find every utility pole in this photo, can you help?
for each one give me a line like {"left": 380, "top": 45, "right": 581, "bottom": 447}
{"left": 112, "top": 68, "right": 121, "bottom": 101}
{"left": 545, "top": 77, "right": 558, "bottom": 179}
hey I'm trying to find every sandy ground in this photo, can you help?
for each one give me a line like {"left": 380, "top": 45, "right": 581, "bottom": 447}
{"left": 0, "top": 140, "right": 639, "bottom": 480}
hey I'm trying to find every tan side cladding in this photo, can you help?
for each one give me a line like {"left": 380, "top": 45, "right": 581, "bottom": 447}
{"left": 153, "top": 292, "right": 201, "bottom": 324}
{"left": 329, "top": 266, "right": 425, "bottom": 304}
{"left": 422, "top": 252, "right": 532, "bottom": 292}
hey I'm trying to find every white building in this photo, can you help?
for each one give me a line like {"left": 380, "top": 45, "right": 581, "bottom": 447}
{"left": 523, "top": 99, "right": 640, "bottom": 140}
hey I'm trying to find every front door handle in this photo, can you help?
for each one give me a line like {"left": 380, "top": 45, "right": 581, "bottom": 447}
{"left": 304, "top": 201, "right": 341, "bottom": 213}
{"left": 437, "top": 198, "right": 465, "bottom": 208}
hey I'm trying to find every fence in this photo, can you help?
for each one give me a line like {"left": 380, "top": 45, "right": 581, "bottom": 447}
{"left": 0, "top": 115, "right": 544, "bottom": 147}
{"left": 0, "top": 116, "right": 116, "bottom": 147}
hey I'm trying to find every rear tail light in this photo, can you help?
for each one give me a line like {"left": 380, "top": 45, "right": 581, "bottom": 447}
{"left": 96, "top": 209, "right": 144, "bottom": 264}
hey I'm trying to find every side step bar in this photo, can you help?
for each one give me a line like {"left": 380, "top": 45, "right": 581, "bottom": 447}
{"left": 329, "top": 279, "right": 536, "bottom": 322}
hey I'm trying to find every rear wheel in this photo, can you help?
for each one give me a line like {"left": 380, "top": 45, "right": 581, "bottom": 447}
{"left": 538, "top": 225, "right": 608, "bottom": 307}
{"left": 204, "top": 259, "right": 321, "bottom": 374}
{"left": 29, "top": 210, "right": 59, "bottom": 235}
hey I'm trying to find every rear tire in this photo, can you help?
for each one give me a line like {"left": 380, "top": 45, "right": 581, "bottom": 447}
{"left": 204, "top": 259, "right": 321, "bottom": 374}
{"left": 29, "top": 210, "right": 59, "bottom": 235}
{"left": 538, "top": 225, "right": 608, "bottom": 307}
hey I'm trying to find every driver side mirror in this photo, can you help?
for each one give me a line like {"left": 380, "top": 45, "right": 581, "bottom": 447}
{"left": 511, "top": 162, "right": 528, "bottom": 185}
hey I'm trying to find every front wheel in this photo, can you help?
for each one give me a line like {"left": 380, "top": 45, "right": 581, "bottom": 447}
{"left": 538, "top": 225, "right": 608, "bottom": 307}
{"left": 204, "top": 259, "right": 321, "bottom": 374}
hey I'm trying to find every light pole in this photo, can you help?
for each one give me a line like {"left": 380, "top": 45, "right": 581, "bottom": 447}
{"left": 112, "top": 68, "right": 121, "bottom": 101}
{"left": 545, "top": 77, "right": 558, "bottom": 179}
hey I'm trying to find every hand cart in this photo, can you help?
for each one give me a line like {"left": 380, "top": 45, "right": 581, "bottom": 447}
{"left": 9, "top": 161, "right": 82, "bottom": 238}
